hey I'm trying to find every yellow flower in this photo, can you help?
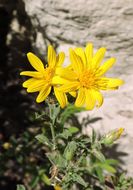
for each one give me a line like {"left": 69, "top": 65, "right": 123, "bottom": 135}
{"left": 57, "top": 43, "right": 124, "bottom": 110}
{"left": 54, "top": 185, "right": 62, "bottom": 190}
{"left": 20, "top": 45, "right": 67, "bottom": 108}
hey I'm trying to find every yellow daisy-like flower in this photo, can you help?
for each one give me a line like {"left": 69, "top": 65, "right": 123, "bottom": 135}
{"left": 20, "top": 45, "right": 67, "bottom": 108}
{"left": 57, "top": 43, "right": 124, "bottom": 110}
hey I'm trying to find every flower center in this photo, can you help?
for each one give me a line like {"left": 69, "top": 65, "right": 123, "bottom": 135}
{"left": 79, "top": 70, "right": 96, "bottom": 88}
{"left": 44, "top": 67, "right": 55, "bottom": 83}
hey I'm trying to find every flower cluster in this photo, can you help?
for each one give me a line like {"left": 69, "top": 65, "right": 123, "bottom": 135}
{"left": 20, "top": 43, "right": 124, "bottom": 110}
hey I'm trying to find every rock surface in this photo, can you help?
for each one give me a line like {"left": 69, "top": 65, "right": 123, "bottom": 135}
{"left": 21, "top": 0, "right": 133, "bottom": 176}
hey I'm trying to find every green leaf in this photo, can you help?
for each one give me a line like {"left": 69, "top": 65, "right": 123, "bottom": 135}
{"left": 30, "top": 176, "right": 40, "bottom": 188}
{"left": 92, "top": 149, "right": 105, "bottom": 162}
{"left": 91, "top": 129, "right": 97, "bottom": 143}
{"left": 55, "top": 154, "right": 67, "bottom": 168}
{"left": 35, "top": 134, "right": 52, "bottom": 147}
{"left": 100, "top": 164, "right": 116, "bottom": 173}
{"left": 68, "top": 127, "right": 79, "bottom": 134}
{"left": 49, "top": 104, "right": 60, "bottom": 123}
{"left": 60, "top": 104, "right": 85, "bottom": 124}
{"left": 105, "top": 159, "right": 118, "bottom": 166}
{"left": 72, "top": 173, "right": 88, "bottom": 187}
{"left": 64, "top": 141, "right": 77, "bottom": 161}
{"left": 39, "top": 170, "right": 51, "bottom": 185}
{"left": 95, "top": 167, "right": 104, "bottom": 183}
{"left": 47, "top": 153, "right": 67, "bottom": 168}
{"left": 17, "top": 185, "right": 26, "bottom": 190}
{"left": 57, "top": 129, "right": 72, "bottom": 139}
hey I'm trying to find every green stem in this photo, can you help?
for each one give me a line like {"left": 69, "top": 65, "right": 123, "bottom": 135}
{"left": 48, "top": 103, "right": 56, "bottom": 150}
{"left": 50, "top": 123, "right": 56, "bottom": 150}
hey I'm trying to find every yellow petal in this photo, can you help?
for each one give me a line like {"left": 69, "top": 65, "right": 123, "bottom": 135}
{"left": 20, "top": 71, "right": 43, "bottom": 78}
{"left": 36, "top": 86, "right": 51, "bottom": 103}
{"left": 106, "top": 78, "right": 124, "bottom": 88}
{"left": 56, "top": 52, "right": 65, "bottom": 66}
{"left": 27, "top": 52, "right": 44, "bottom": 73}
{"left": 85, "top": 43, "right": 93, "bottom": 69}
{"left": 56, "top": 68, "right": 77, "bottom": 80}
{"left": 97, "top": 58, "right": 116, "bottom": 76}
{"left": 52, "top": 76, "right": 69, "bottom": 85}
{"left": 74, "top": 47, "right": 86, "bottom": 68}
{"left": 48, "top": 45, "right": 57, "bottom": 68}
{"left": 69, "top": 91, "right": 77, "bottom": 97}
{"left": 69, "top": 48, "right": 84, "bottom": 74}
{"left": 27, "top": 80, "right": 45, "bottom": 93}
{"left": 22, "top": 78, "right": 37, "bottom": 88}
{"left": 92, "top": 90, "right": 103, "bottom": 107}
{"left": 54, "top": 87, "right": 68, "bottom": 108}
{"left": 59, "top": 82, "right": 79, "bottom": 93}
{"left": 75, "top": 88, "right": 85, "bottom": 107}
{"left": 85, "top": 88, "right": 96, "bottom": 110}
{"left": 91, "top": 47, "right": 106, "bottom": 69}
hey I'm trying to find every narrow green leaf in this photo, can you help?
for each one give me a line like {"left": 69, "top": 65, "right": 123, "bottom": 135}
{"left": 17, "top": 185, "right": 26, "bottom": 190}
{"left": 30, "top": 176, "right": 40, "bottom": 188}
{"left": 64, "top": 141, "right": 77, "bottom": 161}
{"left": 92, "top": 149, "right": 105, "bottom": 162}
{"left": 105, "top": 159, "right": 118, "bottom": 166}
{"left": 40, "top": 173, "right": 51, "bottom": 185}
{"left": 95, "top": 167, "right": 104, "bottom": 183}
{"left": 72, "top": 173, "right": 88, "bottom": 187}
{"left": 35, "top": 134, "right": 52, "bottom": 147}
{"left": 68, "top": 127, "right": 79, "bottom": 134}
{"left": 57, "top": 129, "right": 72, "bottom": 139}
{"left": 56, "top": 154, "right": 67, "bottom": 168}
{"left": 100, "top": 164, "right": 116, "bottom": 173}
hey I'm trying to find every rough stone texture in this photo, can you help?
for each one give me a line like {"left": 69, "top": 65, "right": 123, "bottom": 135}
{"left": 21, "top": 0, "right": 133, "bottom": 175}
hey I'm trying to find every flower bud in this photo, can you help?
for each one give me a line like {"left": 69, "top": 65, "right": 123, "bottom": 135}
{"left": 3, "top": 142, "right": 12, "bottom": 150}
{"left": 101, "top": 128, "right": 124, "bottom": 145}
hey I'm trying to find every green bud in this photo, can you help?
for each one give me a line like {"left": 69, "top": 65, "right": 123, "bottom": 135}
{"left": 101, "top": 128, "right": 124, "bottom": 145}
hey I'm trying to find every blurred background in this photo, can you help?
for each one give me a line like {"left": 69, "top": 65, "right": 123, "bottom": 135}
{"left": 0, "top": 0, "right": 133, "bottom": 189}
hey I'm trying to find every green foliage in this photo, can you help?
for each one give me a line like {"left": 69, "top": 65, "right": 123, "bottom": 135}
{"left": 1, "top": 100, "right": 132, "bottom": 190}
{"left": 28, "top": 103, "right": 129, "bottom": 189}
{"left": 17, "top": 185, "right": 26, "bottom": 190}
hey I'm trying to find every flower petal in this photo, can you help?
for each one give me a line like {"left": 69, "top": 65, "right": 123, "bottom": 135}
{"left": 59, "top": 82, "right": 79, "bottom": 93}
{"left": 106, "top": 78, "right": 124, "bottom": 89}
{"left": 69, "top": 48, "right": 84, "bottom": 74}
{"left": 20, "top": 71, "right": 43, "bottom": 78}
{"left": 22, "top": 78, "right": 37, "bottom": 88}
{"left": 27, "top": 52, "right": 44, "bottom": 73}
{"left": 69, "top": 91, "right": 77, "bottom": 97}
{"left": 36, "top": 86, "right": 51, "bottom": 103}
{"left": 48, "top": 45, "right": 57, "bottom": 68}
{"left": 52, "top": 76, "right": 69, "bottom": 85}
{"left": 97, "top": 58, "right": 116, "bottom": 76}
{"left": 85, "top": 88, "right": 96, "bottom": 110}
{"left": 75, "top": 88, "right": 85, "bottom": 107}
{"left": 85, "top": 43, "right": 93, "bottom": 69}
{"left": 56, "top": 68, "right": 77, "bottom": 80}
{"left": 91, "top": 47, "right": 106, "bottom": 69}
{"left": 92, "top": 90, "right": 103, "bottom": 107}
{"left": 54, "top": 87, "right": 68, "bottom": 108}
{"left": 74, "top": 47, "right": 87, "bottom": 68}
{"left": 27, "top": 80, "right": 45, "bottom": 93}
{"left": 56, "top": 52, "right": 65, "bottom": 66}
